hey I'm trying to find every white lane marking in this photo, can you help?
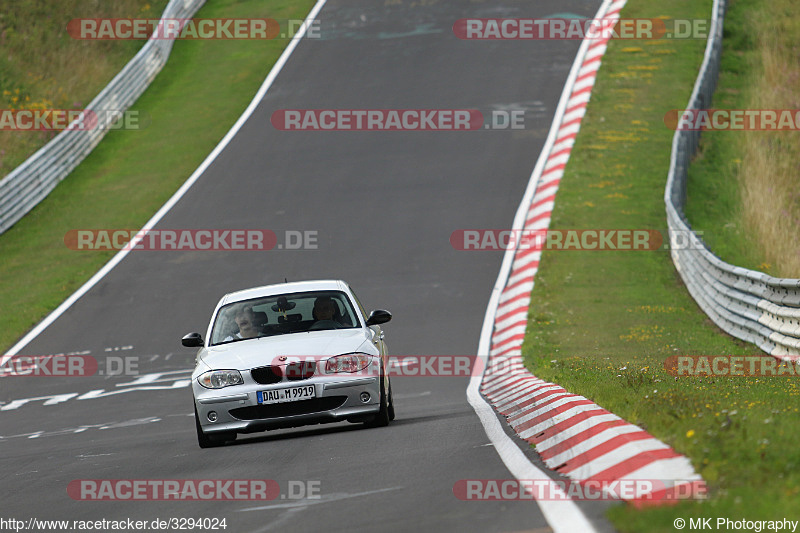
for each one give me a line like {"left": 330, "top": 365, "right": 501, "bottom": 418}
{"left": 0, "top": 417, "right": 164, "bottom": 442}
{"left": 0, "top": 370, "right": 192, "bottom": 411}
{"left": 98, "top": 417, "right": 162, "bottom": 429}
{"left": 467, "top": 1, "right": 623, "bottom": 531}
{"left": 114, "top": 369, "right": 192, "bottom": 387}
{"left": 4, "top": 0, "right": 330, "bottom": 358}
{"left": 392, "top": 391, "right": 431, "bottom": 400}
{"left": 241, "top": 487, "right": 403, "bottom": 533}
{"left": 0, "top": 350, "right": 92, "bottom": 379}
{"left": 239, "top": 487, "right": 403, "bottom": 512}
{"left": 468, "top": 367, "right": 597, "bottom": 533}
{"left": 0, "top": 393, "right": 79, "bottom": 411}
{"left": 79, "top": 382, "right": 189, "bottom": 400}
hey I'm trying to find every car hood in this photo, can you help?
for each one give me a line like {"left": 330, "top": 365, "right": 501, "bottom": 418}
{"left": 199, "top": 329, "right": 372, "bottom": 370}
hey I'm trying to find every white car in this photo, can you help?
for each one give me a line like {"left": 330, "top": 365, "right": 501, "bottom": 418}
{"left": 182, "top": 280, "right": 394, "bottom": 448}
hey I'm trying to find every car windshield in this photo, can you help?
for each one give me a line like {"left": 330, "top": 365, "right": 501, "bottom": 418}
{"left": 209, "top": 290, "right": 360, "bottom": 345}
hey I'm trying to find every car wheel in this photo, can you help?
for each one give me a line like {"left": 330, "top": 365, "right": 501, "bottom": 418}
{"left": 364, "top": 373, "right": 391, "bottom": 428}
{"left": 195, "top": 407, "right": 235, "bottom": 448}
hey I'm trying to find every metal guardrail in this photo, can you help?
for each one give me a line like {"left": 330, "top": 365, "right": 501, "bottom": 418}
{"left": 665, "top": 0, "right": 800, "bottom": 358}
{"left": 0, "top": 0, "right": 206, "bottom": 235}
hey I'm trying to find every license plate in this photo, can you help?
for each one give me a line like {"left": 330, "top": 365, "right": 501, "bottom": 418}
{"left": 257, "top": 385, "right": 316, "bottom": 404}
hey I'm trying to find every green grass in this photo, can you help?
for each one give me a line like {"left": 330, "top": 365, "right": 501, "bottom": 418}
{"left": 684, "top": 0, "right": 800, "bottom": 277}
{"left": 0, "top": 0, "right": 317, "bottom": 352}
{"left": 680, "top": 0, "right": 756, "bottom": 271}
{"left": 0, "top": 0, "right": 168, "bottom": 175}
{"left": 521, "top": 0, "right": 800, "bottom": 530}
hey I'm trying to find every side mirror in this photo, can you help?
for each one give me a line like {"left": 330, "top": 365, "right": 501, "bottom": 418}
{"left": 365, "top": 309, "right": 392, "bottom": 326}
{"left": 182, "top": 332, "right": 204, "bottom": 347}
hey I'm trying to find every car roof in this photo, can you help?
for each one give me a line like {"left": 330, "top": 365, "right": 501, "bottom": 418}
{"left": 219, "top": 280, "right": 349, "bottom": 305}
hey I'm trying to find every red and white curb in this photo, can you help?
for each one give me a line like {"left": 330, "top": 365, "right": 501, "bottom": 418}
{"left": 468, "top": 0, "right": 705, "bottom": 522}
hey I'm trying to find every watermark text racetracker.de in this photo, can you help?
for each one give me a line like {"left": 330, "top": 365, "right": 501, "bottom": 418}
{"left": 0, "top": 354, "right": 139, "bottom": 377}
{"left": 453, "top": 18, "right": 711, "bottom": 40}
{"left": 665, "top": 109, "right": 800, "bottom": 131}
{"left": 271, "top": 109, "right": 526, "bottom": 131}
{"left": 450, "top": 228, "right": 706, "bottom": 251}
{"left": 665, "top": 355, "right": 800, "bottom": 377}
{"left": 67, "top": 479, "right": 320, "bottom": 501}
{"left": 454, "top": 479, "right": 707, "bottom": 502}
{"left": 64, "top": 229, "right": 318, "bottom": 251}
{"left": 276, "top": 354, "right": 485, "bottom": 378}
{"left": 0, "top": 109, "right": 146, "bottom": 131}
{"left": 67, "top": 18, "right": 321, "bottom": 40}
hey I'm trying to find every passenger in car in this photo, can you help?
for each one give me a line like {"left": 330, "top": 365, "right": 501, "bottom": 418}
{"left": 224, "top": 305, "right": 261, "bottom": 341}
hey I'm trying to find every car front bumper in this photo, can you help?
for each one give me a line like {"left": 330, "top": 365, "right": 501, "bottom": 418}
{"left": 193, "top": 375, "right": 380, "bottom": 434}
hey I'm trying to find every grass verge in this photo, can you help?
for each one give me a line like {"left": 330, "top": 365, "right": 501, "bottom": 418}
{"left": 684, "top": 0, "right": 800, "bottom": 278}
{"left": 0, "top": 0, "right": 317, "bottom": 352}
{"left": 521, "top": 0, "right": 800, "bottom": 530}
{"left": 0, "top": 0, "right": 168, "bottom": 176}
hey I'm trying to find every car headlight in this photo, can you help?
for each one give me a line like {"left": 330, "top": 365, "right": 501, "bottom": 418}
{"left": 325, "top": 353, "right": 373, "bottom": 374}
{"left": 198, "top": 369, "right": 243, "bottom": 389}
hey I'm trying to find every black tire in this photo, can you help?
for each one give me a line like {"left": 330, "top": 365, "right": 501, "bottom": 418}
{"left": 195, "top": 407, "right": 235, "bottom": 448}
{"left": 364, "top": 374, "right": 390, "bottom": 428}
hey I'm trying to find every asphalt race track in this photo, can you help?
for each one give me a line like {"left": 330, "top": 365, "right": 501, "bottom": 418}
{"left": 2, "top": 0, "right": 615, "bottom": 531}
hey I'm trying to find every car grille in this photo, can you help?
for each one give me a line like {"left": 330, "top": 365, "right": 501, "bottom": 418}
{"left": 229, "top": 397, "right": 347, "bottom": 420}
{"left": 250, "top": 366, "right": 282, "bottom": 385}
{"left": 250, "top": 361, "right": 315, "bottom": 384}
